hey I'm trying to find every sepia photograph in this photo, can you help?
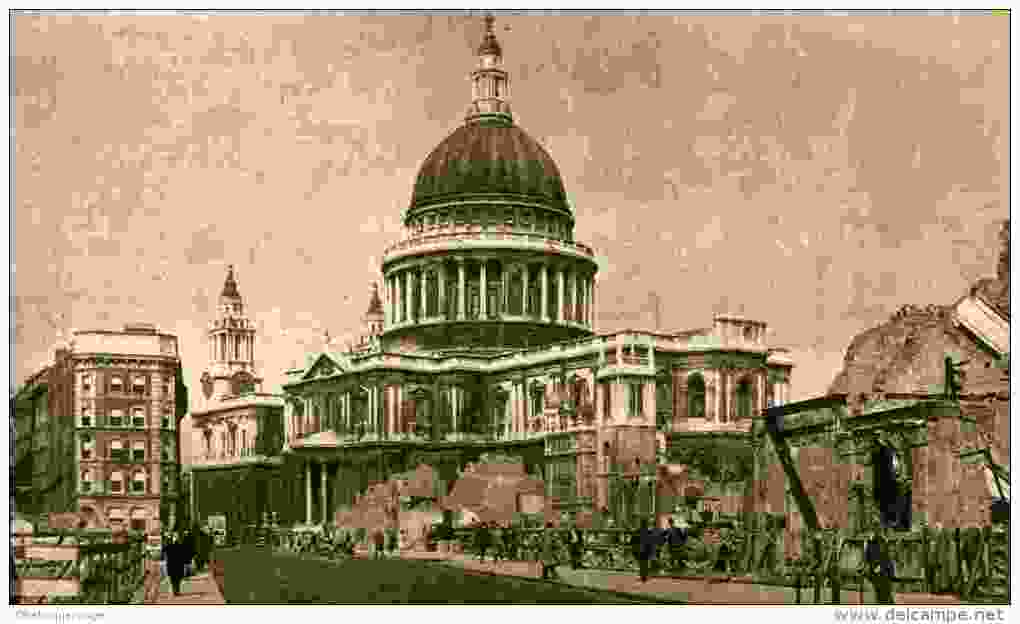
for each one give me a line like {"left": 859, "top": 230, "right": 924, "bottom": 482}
{"left": 10, "top": 7, "right": 1010, "bottom": 610}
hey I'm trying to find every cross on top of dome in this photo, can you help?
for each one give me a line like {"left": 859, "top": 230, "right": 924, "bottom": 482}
{"left": 477, "top": 13, "right": 502, "bottom": 58}
{"left": 221, "top": 264, "right": 240, "bottom": 299}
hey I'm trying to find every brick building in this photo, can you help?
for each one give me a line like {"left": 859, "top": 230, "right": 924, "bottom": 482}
{"left": 13, "top": 323, "right": 188, "bottom": 533}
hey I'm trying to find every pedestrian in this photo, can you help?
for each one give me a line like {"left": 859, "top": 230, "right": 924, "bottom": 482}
{"left": 568, "top": 525, "right": 584, "bottom": 570}
{"left": 666, "top": 518, "right": 687, "bottom": 572}
{"left": 476, "top": 521, "right": 491, "bottom": 563}
{"left": 864, "top": 528, "right": 896, "bottom": 604}
{"left": 373, "top": 527, "right": 385, "bottom": 559}
{"left": 632, "top": 519, "right": 656, "bottom": 583}
{"left": 540, "top": 522, "right": 559, "bottom": 580}
{"left": 502, "top": 523, "right": 515, "bottom": 561}
{"left": 165, "top": 532, "right": 187, "bottom": 596}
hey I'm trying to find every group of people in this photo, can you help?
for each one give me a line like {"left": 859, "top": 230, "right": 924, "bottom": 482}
{"left": 471, "top": 521, "right": 520, "bottom": 563}
{"left": 160, "top": 526, "right": 214, "bottom": 596}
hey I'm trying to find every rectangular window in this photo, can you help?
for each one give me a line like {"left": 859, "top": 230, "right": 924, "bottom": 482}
{"left": 110, "top": 410, "right": 123, "bottom": 427}
{"left": 628, "top": 382, "right": 643, "bottom": 418}
{"left": 111, "top": 480, "right": 123, "bottom": 493}
{"left": 132, "top": 407, "right": 145, "bottom": 428}
{"left": 132, "top": 448, "right": 145, "bottom": 462}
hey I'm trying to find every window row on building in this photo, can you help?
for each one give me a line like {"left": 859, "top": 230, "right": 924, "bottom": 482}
{"left": 78, "top": 434, "right": 174, "bottom": 463}
{"left": 77, "top": 372, "right": 174, "bottom": 397}
{"left": 78, "top": 403, "right": 175, "bottom": 429}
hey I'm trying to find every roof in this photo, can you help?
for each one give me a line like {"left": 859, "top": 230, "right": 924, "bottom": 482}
{"left": 408, "top": 119, "right": 570, "bottom": 220}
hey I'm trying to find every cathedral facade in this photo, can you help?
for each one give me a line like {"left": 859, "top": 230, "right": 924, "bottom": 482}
{"left": 274, "top": 19, "right": 795, "bottom": 530}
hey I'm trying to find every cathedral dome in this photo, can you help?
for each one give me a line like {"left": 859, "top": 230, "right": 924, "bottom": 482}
{"left": 408, "top": 117, "right": 571, "bottom": 218}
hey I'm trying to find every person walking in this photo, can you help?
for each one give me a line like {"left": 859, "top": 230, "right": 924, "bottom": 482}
{"left": 502, "top": 523, "right": 516, "bottom": 561}
{"left": 632, "top": 519, "right": 656, "bottom": 583}
{"left": 864, "top": 528, "right": 896, "bottom": 604}
{"left": 372, "top": 526, "right": 385, "bottom": 560}
{"left": 165, "top": 532, "right": 187, "bottom": 596}
{"left": 476, "top": 521, "right": 492, "bottom": 563}
{"left": 568, "top": 525, "right": 584, "bottom": 570}
{"left": 666, "top": 518, "right": 687, "bottom": 572}
{"left": 540, "top": 522, "right": 560, "bottom": 580}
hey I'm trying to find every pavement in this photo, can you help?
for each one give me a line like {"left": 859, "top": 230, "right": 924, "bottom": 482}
{"left": 155, "top": 570, "right": 226, "bottom": 605}
{"left": 407, "top": 551, "right": 962, "bottom": 605}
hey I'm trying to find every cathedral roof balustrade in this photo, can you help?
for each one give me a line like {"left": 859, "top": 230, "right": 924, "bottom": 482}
{"left": 381, "top": 227, "right": 595, "bottom": 265}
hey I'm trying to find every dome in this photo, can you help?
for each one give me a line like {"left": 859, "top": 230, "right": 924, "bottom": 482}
{"left": 408, "top": 117, "right": 571, "bottom": 219}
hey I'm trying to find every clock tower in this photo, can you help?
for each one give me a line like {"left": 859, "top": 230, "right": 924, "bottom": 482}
{"left": 200, "top": 265, "right": 261, "bottom": 406}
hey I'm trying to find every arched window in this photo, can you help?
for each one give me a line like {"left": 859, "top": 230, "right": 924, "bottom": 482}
{"left": 132, "top": 406, "right": 146, "bottom": 428}
{"left": 736, "top": 377, "right": 753, "bottom": 420}
{"left": 132, "top": 470, "right": 146, "bottom": 494}
{"left": 111, "top": 470, "right": 124, "bottom": 494}
{"left": 132, "top": 440, "right": 145, "bottom": 462}
{"left": 110, "top": 439, "right": 125, "bottom": 462}
{"left": 687, "top": 373, "right": 706, "bottom": 419}
{"left": 80, "top": 468, "right": 94, "bottom": 493}
{"left": 80, "top": 434, "right": 95, "bottom": 460}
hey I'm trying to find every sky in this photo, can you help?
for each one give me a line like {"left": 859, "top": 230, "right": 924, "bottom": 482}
{"left": 12, "top": 12, "right": 1009, "bottom": 408}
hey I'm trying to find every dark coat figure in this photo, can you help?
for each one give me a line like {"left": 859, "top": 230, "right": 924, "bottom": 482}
{"left": 181, "top": 530, "right": 196, "bottom": 575}
{"left": 164, "top": 533, "right": 187, "bottom": 596}
{"left": 476, "top": 522, "right": 492, "bottom": 562}
{"left": 567, "top": 528, "right": 584, "bottom": 570}
{"left": 372, "top": 528, "right": 385, "bottom": 559}
{"left": 666, "top": 519, "right": 687, "bottom": 571}
{"left": 540, "top": 522, "right": 559, "bottom": 580}
{"left": 502, "top": 524, "right": 516, "bottom": 561}
{"left": 631, "top": 521, "right": 657, "bottom": 582}
{"left": 864, "top": 532, "right": 896, "bottom": 604}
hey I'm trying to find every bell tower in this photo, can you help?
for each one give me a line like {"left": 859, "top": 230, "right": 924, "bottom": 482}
{"left": 201, "top": 265, "right": 261, "bottom": 404}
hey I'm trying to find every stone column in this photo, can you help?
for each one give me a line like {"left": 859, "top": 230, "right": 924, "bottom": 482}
{"left": 401, "top": 271, "right": 410, "bottom": 324}
{"left": 566, "top": 270, "right": 575, "bottom": 323}
{"left": 480, "top": 259, "right": 488, "bottom": 319}
{"left": 541, "top": 264, "right": 549, "bottom": 322}
{"left": 522, "top": 265, "right": 530, "bottom": 316}
{"left": 501, "top": 263, "right": 509, "bottom": 316}
{"left": 305, "top": 461, "right": 312, "bottom": 524}
{"left": 438, "top": 264, "right": 446, "bottom": 319}
{"left": 557, "top": 268, "right": 565, "bottom": 323}
{"left": 591, "top": 276, "right": 597, "bottom": 332}
{"left": 321, "top": 462, "right": 328, "bottom": 524}
{"left": 420, "top": 265, "right": 428, "bottom": 320}
{"left": 458, "top": 259, "right": 467, "bottom": 320}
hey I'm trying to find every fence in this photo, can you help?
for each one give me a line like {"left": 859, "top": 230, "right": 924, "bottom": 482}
{"left": 13, "top": 529, "right": 149, "bottom": 605}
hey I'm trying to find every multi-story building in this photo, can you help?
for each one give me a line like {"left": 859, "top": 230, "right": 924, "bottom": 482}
{"left": 188, "top": 266, "right": 285, "bottom": 532}
{"left": 13, "top": 323, "right": 187, "bottom": 533}
{"left": 267, "top": 18, "right": 796, "bottom": 530}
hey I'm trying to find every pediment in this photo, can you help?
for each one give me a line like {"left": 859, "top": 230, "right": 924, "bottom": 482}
{"left": 301, "top": 353, "right": 346, "bottom": 381}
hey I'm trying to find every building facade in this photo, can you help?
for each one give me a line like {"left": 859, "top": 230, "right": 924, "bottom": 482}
{"left": 275, "top": 19, "right": 796, "bottom": 530}
{"left": 13, "top": 323, "right": 187, "bottom": 533}
{"left": 189, "top": 267, "right": 287, "bottom": 533}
